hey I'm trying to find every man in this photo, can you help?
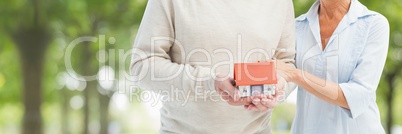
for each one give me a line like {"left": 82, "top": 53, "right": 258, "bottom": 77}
{"left": 131, "top": 0, "right": 296, "bottom": 133}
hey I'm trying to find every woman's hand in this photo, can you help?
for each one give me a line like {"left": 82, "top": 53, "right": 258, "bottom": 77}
{"left": 276, "top": 60, "right": 350, "bottom": 109}
{"left": 276, "top": 60, "right": 299, "bottom": 82}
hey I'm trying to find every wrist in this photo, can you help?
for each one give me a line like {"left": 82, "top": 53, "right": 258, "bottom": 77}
{"left": 291, "top": 69, "right": 302, "bottom": 84}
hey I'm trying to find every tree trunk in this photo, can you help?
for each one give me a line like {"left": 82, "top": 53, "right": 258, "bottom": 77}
{"left": 99, "top": 95, "right": 110, "bottom": 134}
{"left": 83, "top": 86, "right": 90, "bottom": 134}
{"left": 386, "top": 73, "right": 396, "bottom": 134}
{"left": 82, "top": 42, "right": 92, "bottom": 134}
{"left": 12, "top": 27, "right": 50, "bottom": 134}
{"left": 11, "top": 0, "right": 50, "bottom": 132}
{"left": 61, "top": 87, "right": 70, "bottom": 134}
{"left": 386, "top": 85, "right": 393, "bottom": 134}
{"left": 21, "top": 58, "right": 44, "bottom": 134}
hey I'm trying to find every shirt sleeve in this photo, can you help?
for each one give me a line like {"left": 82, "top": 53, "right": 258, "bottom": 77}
{"left": 130, "top": 0, "right": 215, "bottom": 94}
{"left": 339, "top": 14, "right": 389, "bottom": 119}
{"left": 276, "top": 0, "right": 297, "bottom": 98}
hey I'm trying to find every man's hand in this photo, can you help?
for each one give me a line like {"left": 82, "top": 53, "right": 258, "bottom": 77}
{"left": 215, "top": 75, "right": 252, "bottom": 106}
{"left": 244, "top": 76, "right": 287, "bottom": 112}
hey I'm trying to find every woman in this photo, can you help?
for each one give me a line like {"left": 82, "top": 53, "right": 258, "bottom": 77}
{"left": 277, "top": 0, "right": 389, "bottom": 133}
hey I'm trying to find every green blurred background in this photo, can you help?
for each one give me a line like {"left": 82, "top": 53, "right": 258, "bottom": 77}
{"left": 0, "top": 0, "right": 401, "bottom": 134}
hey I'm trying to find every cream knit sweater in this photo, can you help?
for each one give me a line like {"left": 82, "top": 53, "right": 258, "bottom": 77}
{"left": 131, "top": 0, "right": 296, "bottom": 133}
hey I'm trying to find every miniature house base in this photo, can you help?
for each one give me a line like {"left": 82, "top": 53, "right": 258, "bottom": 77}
{"left": 237, "top": 84, "right": 276, "bottom": 97}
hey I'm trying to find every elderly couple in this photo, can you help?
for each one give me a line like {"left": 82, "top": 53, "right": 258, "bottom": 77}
{"left": 131, "top": 0, "right": 389, "bottom": 133}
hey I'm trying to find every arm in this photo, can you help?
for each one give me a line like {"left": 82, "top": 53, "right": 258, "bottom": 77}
{"left": 278, "top": 66, "right": 349, "bottom": 108}
{"left": 130, "top": 0, "right": 215, "bottom": 94}
{"left": 278, "top": 14, "right": 389, "bottom": 118}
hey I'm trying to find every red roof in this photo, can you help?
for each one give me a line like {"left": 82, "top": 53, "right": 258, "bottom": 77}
{"left": 234, "top": 61, "right": 277, "bottom": 86}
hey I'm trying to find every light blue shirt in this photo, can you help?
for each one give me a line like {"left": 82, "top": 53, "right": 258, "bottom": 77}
{"left": 291, "top": 0, "right": 389, "bottom": 134}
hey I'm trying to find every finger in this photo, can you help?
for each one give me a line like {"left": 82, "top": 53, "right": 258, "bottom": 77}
{"left": 221, "top": 80, "right": 240, "bottom": 101}
{"left": 227, "top": 98, "right": 242, "bottom": 106}
{"left": 261, "top": 99, "right": 277, "bottom": 109}
{"left": 221, "top": 91, "right": 231, "bottom": 101}
{"left": 277, "top": 60, "right": 290, "bottom": 67}
{"left": 241, "top": 96, "right": 253, "bottom": 104}
{"left": 252, "top": 100, "right": 269, "bottom": 112}
{"left": 273, "top": 76, "right": 286, "bottom": 96}
{"left": 216, "top": 88, "right": 229, "bottom": 100}
{"left": 251, "top": 96, "right": 269, "bottom": 112}
{"left": 274, "top": 78, "right": 287, "bottom": 101}
{"left": 276, "top": 61, "right": 286, "bottom": 69}
{"left": 244, "top": 104, "right": 251, "bottom": 109}
{"left": 265, "top": 94, "right": 273, "bottom": 100}
{"left": 276, "top": 81, "right": 285, "bottom": 92}
{"left": 276, "top": 76, "right": 286, "bottom": 89}
{"left": 261, "top": 95, "right": 278, "bottom": 108}
{"left": 246, "top": 104, "right": 258, "bottom": 111}
{"left": 228, "top": 96, "right": 252, "bottom": 106}
{"left": 215, "top": 87, "right": 224, "bottom": 95}
{"left": 276, "top": 61, "right": 283, "bottom": 70}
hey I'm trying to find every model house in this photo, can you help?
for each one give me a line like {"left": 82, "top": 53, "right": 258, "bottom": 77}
{"left": 233, "top": 61, "right": 277, "bottom": 97}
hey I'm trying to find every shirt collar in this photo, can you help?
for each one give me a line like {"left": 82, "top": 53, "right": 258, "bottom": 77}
{"left": 296, "top": 0, "right": 377, "bottom": 23}
{"left": 296, "top": 0, "right": 378, "bottom": 51}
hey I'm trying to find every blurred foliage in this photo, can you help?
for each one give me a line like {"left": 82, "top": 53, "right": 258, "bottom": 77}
{"left": 0, "top": 0, "right": 401, "bottom": 133}
{"left": 0, "top": 0, "right": 148, "bottom": 133}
